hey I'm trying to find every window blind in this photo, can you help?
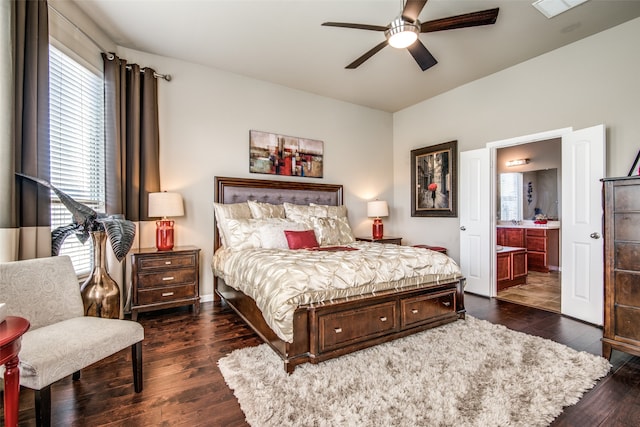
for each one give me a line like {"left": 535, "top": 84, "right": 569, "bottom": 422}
{"left": 49, "top": 44, "right": 105, "bottom": 275}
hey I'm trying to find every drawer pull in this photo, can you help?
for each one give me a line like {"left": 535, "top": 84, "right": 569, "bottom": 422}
{"left": 162, "top": 276, "right": 175, "bottom": 281}
{"left": 165, "top": 261, "right": 172, "bottom": 265}
{"left": 161, "top": 292, "right": 174, "bottom": 297}
{"left": 442, "top": 301, "right": 451, "bottom": 307}
{"left": 380, "top": 316, "right": 387, "bottom": 322}
{"left": 334, "top": 327, "right": 342, "bottom": 334}
{"left": 411, "top": 309, "right": 419, "bottom": 314}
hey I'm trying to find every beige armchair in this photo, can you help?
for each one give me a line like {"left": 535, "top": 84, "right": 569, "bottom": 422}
{"left": 0, "top": 256, "right": 144, "bottom": 427}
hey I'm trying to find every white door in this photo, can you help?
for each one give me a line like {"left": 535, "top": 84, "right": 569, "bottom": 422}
{"left": 561, "top": 124, "right": 606, "bottom": 325}
{"left": 459, "top": 148, "right": 491, "bottom": 296}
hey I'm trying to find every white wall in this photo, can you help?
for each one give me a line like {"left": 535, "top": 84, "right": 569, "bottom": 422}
{"left": 116, "top": 47, "right": 394, "bottom": 299}
{"left": 393, "top": 17, "right": 640, "bottom": 262}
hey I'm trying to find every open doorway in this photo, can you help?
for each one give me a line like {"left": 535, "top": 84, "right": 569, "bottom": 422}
{"left": 494, "top": 139, "right": 561, "bottom": 313}
{"left": 460, "top": 125, "right": 605, "bottom": 325}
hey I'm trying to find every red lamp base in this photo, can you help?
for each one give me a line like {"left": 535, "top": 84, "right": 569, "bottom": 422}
{"left": 156, "top": 219, "right": 175, "bottom": 251}
{"left": 372, "top": 218, "right": 384, "bottom": 240}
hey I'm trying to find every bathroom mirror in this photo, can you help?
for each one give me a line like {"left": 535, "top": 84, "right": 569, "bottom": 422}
{"left": 498, "top": 169, "right": 558, "bottom": 221}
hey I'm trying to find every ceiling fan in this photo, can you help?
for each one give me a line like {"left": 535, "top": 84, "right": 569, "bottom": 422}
{"left": 322, "top": 0, "right": 500, "bottom": 71}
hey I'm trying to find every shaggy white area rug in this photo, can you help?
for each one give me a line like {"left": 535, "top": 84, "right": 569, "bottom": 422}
{"left": 218, "top": 316, "right": 611, "bottom": 427}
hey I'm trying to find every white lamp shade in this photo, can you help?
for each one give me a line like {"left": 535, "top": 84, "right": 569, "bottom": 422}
{"left": 367, "top": 200, "right": 389, "bottom": 218}
{"left": 148, "top": 192, "right": 184, "bottom": 218}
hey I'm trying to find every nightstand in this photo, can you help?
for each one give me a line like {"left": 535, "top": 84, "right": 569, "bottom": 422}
{"left": 356, "top": 236, "right": 402, "bottom": 245}
{"left": 130, "top": 246, "right": 200, "bottom": 320}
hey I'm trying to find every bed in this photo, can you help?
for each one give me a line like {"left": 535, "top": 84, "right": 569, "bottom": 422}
{"left": 212, "top": 176, "right": 466, "bottom": 373}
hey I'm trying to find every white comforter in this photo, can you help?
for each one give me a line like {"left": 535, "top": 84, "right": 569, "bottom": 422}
{"left": 212, "top": 242, "right": 462, "bottom": 342}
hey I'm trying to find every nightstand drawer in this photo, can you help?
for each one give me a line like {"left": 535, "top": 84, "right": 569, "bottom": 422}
{"left": 136, "top": 269, "right": 196, "bottom": 289}
{"left": 138, "top": 253, "right": 196, "bottom": 271}
{"left": 136, "top": 284, "right": 196, "bottom": 306}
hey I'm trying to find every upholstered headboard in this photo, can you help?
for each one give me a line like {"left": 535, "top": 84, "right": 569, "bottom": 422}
{"left": 213, "top": 176, "right": 343, "bottom": 251}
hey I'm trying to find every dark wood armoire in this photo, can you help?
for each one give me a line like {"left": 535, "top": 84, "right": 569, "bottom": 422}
{"left": 602, "top": 176, "right": 640, "bottom": 359}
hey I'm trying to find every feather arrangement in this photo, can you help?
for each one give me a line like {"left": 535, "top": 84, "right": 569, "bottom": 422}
{"left": 16, "top": 173, "right": 136, "bottom": 261}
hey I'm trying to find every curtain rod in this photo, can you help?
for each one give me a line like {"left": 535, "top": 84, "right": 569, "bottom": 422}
{"left": 49, "top": 4, "right": 171, "bottom": 82}
{"left": 122, "top": 62, "right": 172, "bottom": 82}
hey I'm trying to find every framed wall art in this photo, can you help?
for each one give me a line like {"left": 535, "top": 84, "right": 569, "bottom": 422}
{"left": 411, "top": 140, "right": 458, "bottom": 217}
{"left": 249, "top": 130, "right": 324, "bottom": 178}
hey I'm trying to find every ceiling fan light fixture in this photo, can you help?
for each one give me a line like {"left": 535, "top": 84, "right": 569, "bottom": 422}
{"left": 385, "top": 18, "right": 420, "bottom": 49}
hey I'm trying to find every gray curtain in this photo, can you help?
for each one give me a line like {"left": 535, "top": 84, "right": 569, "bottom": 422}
{"left": 103, "top": 53, "right": 160, "bottom": 222}
{"left": 0, "top": 0, "right": 50, "bottom": 262}
{"left": 103, "top": 53, "right": 161, "bottom": 313}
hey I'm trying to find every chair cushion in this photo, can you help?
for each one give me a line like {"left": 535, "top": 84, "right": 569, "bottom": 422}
{"left": 8, "top": 316, "right": 144, "bottom": 390}
{"left": 0, "top": 256, "right": 84, "bottom": 329}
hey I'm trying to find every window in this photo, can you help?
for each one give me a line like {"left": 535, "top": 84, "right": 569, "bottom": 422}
{"left": 49, "top": 44, "right": 105, "bottom": 275}
{"left": 499, "top": 173, "right": 523, "bottom": 221}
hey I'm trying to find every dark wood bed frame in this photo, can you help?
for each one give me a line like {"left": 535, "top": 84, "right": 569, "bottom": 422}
{"left": 214, "top": 176, "right": 466, "bottom": 373}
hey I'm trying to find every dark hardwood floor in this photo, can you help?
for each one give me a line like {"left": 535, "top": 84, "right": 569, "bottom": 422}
{"left": 2, "top": 294, "right": 639, "bottom": 426}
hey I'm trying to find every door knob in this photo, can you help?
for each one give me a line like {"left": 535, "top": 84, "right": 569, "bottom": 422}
{"left": 460, "top": 226, "right": 466, "bottom": 231}
{"left": 590, "top": 232, "right": 601, "bottom": 239}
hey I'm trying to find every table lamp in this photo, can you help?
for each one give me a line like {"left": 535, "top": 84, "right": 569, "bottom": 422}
{"left": 148, "top": 192, "right": 184, "bottom": 251}
{"left": 367, "top": 200, "right": 389, "bottom": 240}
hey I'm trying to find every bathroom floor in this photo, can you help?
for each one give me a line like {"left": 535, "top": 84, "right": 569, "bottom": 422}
{"left": 496, "top": 270, "right": 561, "bottom": 313}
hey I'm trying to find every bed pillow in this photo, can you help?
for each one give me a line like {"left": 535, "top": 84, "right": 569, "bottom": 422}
{"left": 213, "top": 202, "right": 252, "bottom": 247}
{"left": 312, "top": 216, "right": 355, "bottom": 246}
{"left": 310, "top": 203, "right": 348, "bottom": 218}
{"left": 283, "top": 202, "right": 328, "bottom": 225}
{"left": 257, "top": 219, "right": 307, "bottom": 249}
{"left": 247, "top": 200, "right": 286, "bottom": 219}
{"left": 224, "top": 218, "right": 262, "bottom": 250}
{"left": 284, "top": 230, "right": 319, "bottom": 249}
{"left": 224, "top": 218, "right": 305, "bottom": 250}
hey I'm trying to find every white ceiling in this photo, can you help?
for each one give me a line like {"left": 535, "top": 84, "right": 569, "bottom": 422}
{"left": 73, "top": 0, "right": 640, "bottom": 112}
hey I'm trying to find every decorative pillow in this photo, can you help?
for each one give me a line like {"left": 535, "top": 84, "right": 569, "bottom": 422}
{"left": 213, "top": 202, "right": 252, "bottom": 247}
{"left": 257, "top": 219, "right": 306, "bottom": 249}
{"left": 224, "top": 218, "right": 262, "bottom": 250}
{"left": 247, "top": 200, "right": 286, "bottom": 219}
{"left": 284, "top": 230, "right": 319, "bottom": 249}
{"left": 310, "top": 203, "right": 348, "bottom": 218}
{"left": 283, "top": 202, "right": 328, "bottom": 225}
{"left": 312, "top": 216, "right": 355, "bottom": 246}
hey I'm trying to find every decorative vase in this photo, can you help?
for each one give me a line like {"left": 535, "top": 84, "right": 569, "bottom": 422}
{"left": 80, "top": 231, "right": 121, "bottom": 319}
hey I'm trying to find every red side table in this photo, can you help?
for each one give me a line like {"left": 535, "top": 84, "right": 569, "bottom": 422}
{"left": 1, "top": 316, "right": 30, "bottom": 427}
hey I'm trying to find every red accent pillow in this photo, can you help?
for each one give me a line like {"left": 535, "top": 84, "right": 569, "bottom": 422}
{"left": 285, "top": 230, "right": 319, "bottom": 249}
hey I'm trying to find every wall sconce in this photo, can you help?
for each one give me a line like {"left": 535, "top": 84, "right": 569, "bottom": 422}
{"left": 367, "top": 200, "right": 389, "bottom": 240}
{"left": 506, "top": 158, "right": 530, "bottom": 167}
{"left": 148, "top": 192, "right": 184, "bottom": 251}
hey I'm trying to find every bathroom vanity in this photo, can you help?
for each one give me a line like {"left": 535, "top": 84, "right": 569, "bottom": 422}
{"left": 496, "top": 222, "right": 560, "bottom": 273}
{"left": 496, "top": 246, "right": 528, "bottom": 290}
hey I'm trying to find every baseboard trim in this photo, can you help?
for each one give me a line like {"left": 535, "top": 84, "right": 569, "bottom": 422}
{"left": 200, "top": 293, "right": 214, "bottom": 303}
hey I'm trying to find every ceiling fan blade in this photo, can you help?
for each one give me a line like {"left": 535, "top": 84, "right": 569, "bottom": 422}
{"left": 420, "top": 8, "right": 499, "bottom": 33}
{"left": 407, "top": 40, "right": 437, "bottom": 71}
{"left": 322, "top": 22, "right": 388, "bottom": 32}
{"left": 346, "top": 40, "right": 388, "bottom": 69}
{"left": 402, "top": 0, "right": 428, "bottom": 22}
